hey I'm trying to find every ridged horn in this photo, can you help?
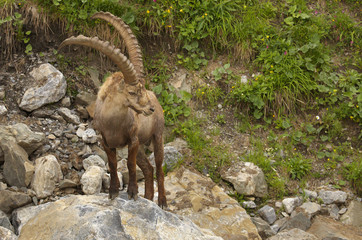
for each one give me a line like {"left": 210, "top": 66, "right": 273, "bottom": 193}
{"left": 59, "top": 35, "right": 138, "bottom": 85}
{"left": 91, "top": 11, "right": 145, "bottom": 85}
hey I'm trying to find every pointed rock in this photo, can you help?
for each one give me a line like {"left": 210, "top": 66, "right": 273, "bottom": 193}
{"left": 19, "top": 63, "right": 67, "bottom": 112}
{"left": 0, "top": 190, "right": 31, "bottom": 214}
{"left": 2, "top": 140, "right": 34, "bottom": 188}
{"left": 31, "top": 155, "right": 63, "bottom": 199}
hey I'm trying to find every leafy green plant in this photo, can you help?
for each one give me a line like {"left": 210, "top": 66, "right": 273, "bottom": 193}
{"left": 153, "top": 84, "right": 191, "bottom": 125}
{"left": 343, "top": 158, "right": 362, "bottom": 195}
{"left": 317, "top": 70, "right": 362, "bottom": 129}
{"left": 146, "top": 53, "right": 191, "bottom": 125}
{"left": 212, "top": 63, "right": 233, "bottom": 82}
{"left": 177, "top": 41, "right": 208, "bottom": 70}
{"left": 216, "top": 114, "right": 226, "bottom": 125}
{"left": 195, "top": 85, "right": 223, "bottom": 107}
{"left": 286, "top": 154, "right": 312, "bottom": 180}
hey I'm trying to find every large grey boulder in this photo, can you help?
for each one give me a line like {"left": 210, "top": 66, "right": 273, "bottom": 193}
{"left": 15, "top": 194, "right": 221, "bottom": 240}
{"left": 19, "top": 63, "right": 67, "bottom": 112}
{"left": 221, "top": 161, "right": 268, "bottom": 197}
{"left": 165, "top": 167, "right": 261, "bottom": 239}
{"left": 31, "top": 155, "right": 63, "bottom": 199}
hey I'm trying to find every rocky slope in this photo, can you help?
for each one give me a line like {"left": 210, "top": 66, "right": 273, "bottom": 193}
{"left": 0, "top": 51, "right": 361, "bottom": 240}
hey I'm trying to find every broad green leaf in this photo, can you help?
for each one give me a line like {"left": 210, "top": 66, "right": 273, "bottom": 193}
{"left": 152, "top": 84, "right": 163, "bottom": 94}
{"left": 284, "top": 17, "right": 294, "bottom": 26}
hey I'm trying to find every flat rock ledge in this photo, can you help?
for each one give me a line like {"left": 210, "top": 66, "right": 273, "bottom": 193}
{"left": 15, "top": 193, "right": 222, "bottom": 240}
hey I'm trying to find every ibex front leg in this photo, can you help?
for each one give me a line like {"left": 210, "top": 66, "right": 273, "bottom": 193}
{"left": 127, "top": 137, "right": 139, "bottom": 200}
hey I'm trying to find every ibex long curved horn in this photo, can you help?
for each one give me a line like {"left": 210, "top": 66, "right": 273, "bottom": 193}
{"left": 91, "top": 11, "right": 145, "bottom": 85}
{"left": 59, "top": 35, "right": 138, "bottom": 85}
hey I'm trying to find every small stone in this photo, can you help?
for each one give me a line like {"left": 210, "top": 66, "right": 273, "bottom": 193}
{"left": 318, "top": 190, "right": 347, "bottom": 204}
{"left": 48, "top": 134, "right": 56, "bottom": 140}
{"left": 83, "top": 155, "right": 106, "bottom": 171}
{"left": 258, "top": 205, "right": 277, "bottom": 224}
{"left": 80, "top": 166, "right": 104, "bottom": 195}
{"left": 296, "top": 202, "right": 321, "bottom": 219}
{"left": 338, "top": 207, "right": 347, "bottom": 215}
{"left": 0, "top": 182, "right": 7, "bottom": 190}
{"left": 280, "top": 212, "right": 311, "bottom": 231}
{"left": 282, "top": 197, "right": 302, "bottom": 214}
{"left": 82, "top": 128, "right": 97, "bottom": 144}
{"left": 61, "top": 97, "right": 71, "bottom": 107}
{"left": 59, "top": 179, "right": 78, "bottom": 189}
{"left": 328, "top": 204, "right": 340, "bottom": 220}
{"left": 242, "top": 201, "right": 257, "bottom": 209}
{"left": 340, "top": 200, "right": 362, "bottom": 227}
{"left": 0, "top": 105, "right": 7, "bottom": 116}
{"left": 0, "top": 86, "right": 5, "bottom": 99}
{"left": 275, "top": 201, "right": 283, "bottom": 208}
{"left": 251, "top": 217, "right": 276, "bottom": 239}
{"left": 281, "top": 212, "right": 289, "bottom": 217}
{"left": 300, "top": 189, "right": 318, "bottom": 200}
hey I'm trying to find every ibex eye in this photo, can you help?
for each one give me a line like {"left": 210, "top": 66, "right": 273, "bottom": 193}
{"left": 128, "top": 92, "right": 137, "bottom": 96}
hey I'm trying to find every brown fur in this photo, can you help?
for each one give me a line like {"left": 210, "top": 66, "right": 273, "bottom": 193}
{"left": 94, "top": 72, "right": 167, "bottom": 208}
{"left": 59, "top": 12, "right": 167, "bottom": 208}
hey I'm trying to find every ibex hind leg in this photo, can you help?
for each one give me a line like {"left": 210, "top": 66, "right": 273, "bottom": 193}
{"left": 136, "top": 146, "right": 155, "bottom": 201}
{"left": 101, "top": 141, "right": 120, "bottom": 200}
{"left": 153, "top": 134, "right": 167, "bottom": 208}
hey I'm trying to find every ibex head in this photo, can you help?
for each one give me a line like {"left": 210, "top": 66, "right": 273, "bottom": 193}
{"left": 125, "top": 81, "right": 155, "bottom": 116}
{"left": 59, "top": 12, "right": 154, "bottom": 116}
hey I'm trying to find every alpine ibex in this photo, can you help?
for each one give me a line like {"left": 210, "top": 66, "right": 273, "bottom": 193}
{"left": 59, "top": 12, "right": 167, "bottom": 208}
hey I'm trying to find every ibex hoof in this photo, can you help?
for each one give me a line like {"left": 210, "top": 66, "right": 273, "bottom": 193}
{"left": 158, "top": 197, "right": 168, "bottom": 209}
{"left": 109, "top": 188, "right": 119, "bottom": 200}
{"left": 127, "top": 186, "right": 139, "bottom": 201}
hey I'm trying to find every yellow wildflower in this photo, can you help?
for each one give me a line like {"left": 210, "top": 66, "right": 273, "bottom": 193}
{"left": 146, "top": 10, "right": 150, "bottom": 14}
{"left": 180, "top": 9, "right": 183, "bottom": 12}
{"left": 266, "top": 35, "right": 269, "bottom": 39}
{"left": 167, "top": 9, "right": 170, "bottom": 13}
{"left": 205, "top": 13, "right": 208, "bottom": 16}
{"left": 270, "top": 71, "right": 274, "bottom": 74}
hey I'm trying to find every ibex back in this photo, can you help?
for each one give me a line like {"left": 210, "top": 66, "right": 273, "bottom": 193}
{"left": 59, "top": 12, "right": 167, "bottom": 208}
